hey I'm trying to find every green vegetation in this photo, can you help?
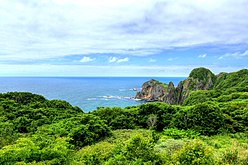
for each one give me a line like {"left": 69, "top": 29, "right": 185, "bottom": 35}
{"left": 189, "top": 67, "right": 216, "bottom": 84}
{"left": 0, "top": 68, "right": 247, "bottom": 164}
{"left": 214, "top": 69, "right": 248, "bottom": 90}
{"left": 151, "top": 79, "right": 169, "bottom": 90}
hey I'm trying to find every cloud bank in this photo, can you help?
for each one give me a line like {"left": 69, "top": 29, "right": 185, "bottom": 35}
{"left": 219, "top": 50, "right": 248, "bottom": 59}
{"left": 0, "top": 0, "right": 248, "bottom": 61}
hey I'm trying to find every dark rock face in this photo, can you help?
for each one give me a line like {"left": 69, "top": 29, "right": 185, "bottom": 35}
{"left": 135, "top": 67, "right": 216, "bottom": 105}
{"left": 135, "top": 80, "right": 179, "bottom": 104}
{"left": 135, "top": 80, "right": 167, "bottom": 102}
{"left": 163, "top": 82, "right": 177, "bottom": 104}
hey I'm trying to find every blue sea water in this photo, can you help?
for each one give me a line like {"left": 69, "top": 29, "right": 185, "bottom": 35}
{"left": 0, "top": 77, "right": 185, "bottom": 112}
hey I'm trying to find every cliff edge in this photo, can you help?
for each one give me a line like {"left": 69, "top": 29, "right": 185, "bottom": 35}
{"left": 135, "top": 67, "right": 217, "bottom": 104}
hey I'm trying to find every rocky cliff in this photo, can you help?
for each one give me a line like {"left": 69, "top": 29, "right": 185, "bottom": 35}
{"left": 135, "top": 67, "right": 216, "bottom": 104}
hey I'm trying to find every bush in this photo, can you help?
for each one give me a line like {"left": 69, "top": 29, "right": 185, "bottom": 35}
{"left": 183, "top": 90, "right": 212, "bottom": 106}
{"left": 155, "top": 138, "right": 186, "bottom": 156}
{"left": 106, "top": 134, "right": 163, "bottom": 164}
{"left": 222, "top": 149, "right": 238, "bottom": 165}
{"left": 0, "top": 137, "right": 71, "bottom": 164}
{"left": 36, "top": 114, "right": 111, "bottom": 147}
{"left": 173, "top": 103, "right": 225, "bottom": 135}
{"left": 0, "top": 92, "right": 46, "bottom": 105}
{"left": 0, "top": 121, "right": 19, "bottom": 148}
{"left": 163, "top": 128, "right": 200, "bottom": 139}
{"left": 92, "top": 107, "right": 137, "bottom": 129}
{"left": 172, "top": 140, "right": 214, "bottom": 165}
{"left": 137, "top": 103, "right": 177, "bottom": 131}
{"left": 73, "top": 141, "right": 115, "bottom": 164}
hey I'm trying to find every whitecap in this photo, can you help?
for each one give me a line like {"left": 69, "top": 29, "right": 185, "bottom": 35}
{"left": 86, "top": 98, "right": 96, "bottom": 100}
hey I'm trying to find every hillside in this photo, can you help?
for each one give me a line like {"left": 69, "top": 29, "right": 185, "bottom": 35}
{"left": 135, "top": 67, "right": 248, "bottom": 104}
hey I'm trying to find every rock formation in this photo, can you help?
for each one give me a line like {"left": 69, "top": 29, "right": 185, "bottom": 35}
{"left": 135, "top": 67, "right": 216, "bottom": 104}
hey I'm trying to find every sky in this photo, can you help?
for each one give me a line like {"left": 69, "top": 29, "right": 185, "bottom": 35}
{"left": 0, "top": 0, "right": 247, "bottom": 77}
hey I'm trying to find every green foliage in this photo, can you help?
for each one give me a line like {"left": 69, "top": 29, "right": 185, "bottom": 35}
{"left": 92, "top": 107, "right": 137, "bottom": 129}
{"left": 105, "top": 129, "right": 159, "bottom": 144}
{"left": 0, "top": 121, "right": 19, "bottom": 148}
{"left": 214, "top": 69, "right": 248, "bottom": 91}
{"left": 92, "top": 102, "right": 178, "bottom": 131}
{"left": 73, "top": 141, "right": 115, "bottom": 164}
{"left": 220, "top": 101, "right": 248, "bottom": 132}
{"left": 187, "top": 67, "right": 216, "bottom": 90}
{"left": 0, "top": 92, "right": 46, "bottom": 105}
{"left": 202, "top": 133, "right": 248, "bottom": 164}
{"left": 48, "top": 99, "right": 77, "bottom": 110}
{"left": 172, "top": 103, "right": 225, "bottom": 135}
{"left": 152, "top": 79, "right": 169, "bottom": 90}
{"left": 136, "top": 102, "right": 178, "bottom": 130}
{"left": 106, "top": 134, "right": 163, "bottom": 164}
{"left": 0, "top": 136, "right": 72, "bottom": 165}
{"left": 163, "top": 128, "right": 200, "bottom": 139}
{"left": 154, "top": 137, "right": 187, "bottom": 156}
{"left": 183, "top": 90, "right": 214, "bottom": 105}
{"left": 189, "top": 67, "right": 216, "bottom": 81}
{"left": 222, "top": 149, "right": 238, "bottom": 165}
{"left": 172, "top": 140, "right": 215, "bottom": 165}
{"left": 188, "top": 103, "right": 225, "bottom": 135}
{"left": 0, "top": 92, "right": 83, "bottom": 133}
{"left": 36, "top": 114, "right": 111, "bottom": 148}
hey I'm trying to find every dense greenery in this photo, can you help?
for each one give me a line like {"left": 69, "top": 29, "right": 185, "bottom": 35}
{"left": 214, "top": 69, "right": 248, "bottom": 90}
{"left": 189, "top": 67, "right": 216, "bottom": 86}
{"left": 0, "top": 68, "right": 247, "bottom": 164}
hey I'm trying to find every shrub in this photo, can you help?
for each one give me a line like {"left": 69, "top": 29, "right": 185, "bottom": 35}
{"left": 172, "top": 140, "right": 214, "bottom": 165}
{"left": 173, "top": 103, "right": 225, "bottom": 135}
{"left": 0, "top": 137, "right": 71, "bottom": 164}
{"left": 137, "top": 103, "right": 177, "bottom": 131}
{"left": 36, "top": 114, "right": 111, "bottom": 147}
{"left": 92, "top": 107, "right": 137, "bottom": 129}
{"left": 163, "top": 128, "right": 200, "bottom": 139}
{"left": 73, "top": 141, "right": 115, "bottom": 164}
{"left": 155, "top": 138, "right": 186, "bottom": 155}
{"left": 0, "top": 121, "right": 19, "bottom": 148}
{"left": 222, "top": 149, "right": 238, "bottom": 165}
{"left": 183, "top": 90, "right": 212, "bottom": 106}
{"left": 106, "top": 134, "right": 163, "bottom": 164}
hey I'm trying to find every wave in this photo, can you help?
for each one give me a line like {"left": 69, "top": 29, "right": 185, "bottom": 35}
{"left": 86, "top": 98, "right": 97, "bottom": 100}
{"left": 98, "top": 95, "right": 134, "bottom": 100}
{"left": 97, "top": 95, "right": 143, "bottom": 102}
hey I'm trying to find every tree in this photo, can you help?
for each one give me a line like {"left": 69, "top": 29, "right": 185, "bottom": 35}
{"left": 147, "top": 114, "right": 158, "bottom": 128}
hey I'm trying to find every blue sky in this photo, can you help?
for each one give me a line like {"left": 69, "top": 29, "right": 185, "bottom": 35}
{"left": 0, "top": 0, "right": 247, "bottom": 77}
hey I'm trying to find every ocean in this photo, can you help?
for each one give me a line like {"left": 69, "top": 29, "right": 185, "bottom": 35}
{"left": 0, "top": 77, "right": 185, "bottom": 112}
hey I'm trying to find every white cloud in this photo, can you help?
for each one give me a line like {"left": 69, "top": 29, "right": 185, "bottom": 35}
{"left": 0, "top": 64, "right": 245, "bottom": 77}
{"left": 198, "top": 54, "right": 207, "bottom": 58}
{"left": 80, "top": 56, "right": 95, "bottom": 63}
{"left": 0, "top": 0, "right": 248, "bottom": 61}
{"left": 117, "top": 57, "right": 129, "bottom": 63}
{"left": 108, "top": 57, "right": 118, "bottom": 63}
{"left": 109, "top": 57, "right": 129, "bottom": 63}
{"left": 218, "top": 50, "right": 248, "bottom": 60}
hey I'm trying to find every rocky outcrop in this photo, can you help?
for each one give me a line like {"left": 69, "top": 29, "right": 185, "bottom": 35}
{"left": 135, "top": 79, "right": 167, "bottom": 102}
{"left": 135, "top": 80, "right": 179, "bottom": 104}
{"left": 135, "top": 67, "right": 216, "bottom": 105}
